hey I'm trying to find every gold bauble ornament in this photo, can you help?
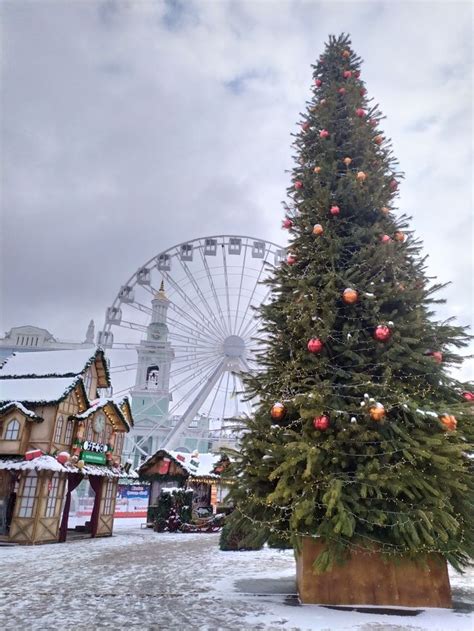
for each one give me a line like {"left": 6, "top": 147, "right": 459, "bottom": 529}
{"left": 270, "top": 402, "right": 287, "bottom": 422}
{"left": 394, "top": 231, "right": 406, "bottom": 242}
{"left": 343, "top": 157, "right": 352, "bottom": 166}
{"left": 312, "top": 224, "right": 324, "bottom": 236}
{"left": 356, "top": 171, "right": 367, "bottom": 182}
{"left": 381, "top": 206, "right": 390, "bottom": 215}
{"left": 314, "top": 166, "right": 321, "bottom": 174}
{"left": 440, "top": 414, "right": 457, "bottom": 432}
{"left": 370, "top": 403, "right": 385, "bottom": 421}
{"left": 342, "top": 49, "right": 351, "bottom": 59}
{"left": 342, "top": 288, "right": 359, "bottom": 304}
{"left": 374, "top": 135, "right": 384, "bottom": 145}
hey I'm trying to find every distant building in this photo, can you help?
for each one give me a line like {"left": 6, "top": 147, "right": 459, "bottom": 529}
{"left": 0, "top": 322, "right": 96, "bottom": 362}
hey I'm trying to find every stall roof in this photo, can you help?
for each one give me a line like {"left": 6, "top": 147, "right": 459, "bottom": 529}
{"left": 139, "top": 449, "right": 221, "bottom": 480}
{"left": 0, "top": 454, "right": 124, "bottom": 478}
{"left": 0, "top": 375, "right": 84, "bottom": 405}
{"left": 0, "top": 348, "right": 105, "bottom": 379}
{"left": 0, "top": 401, "right": 43, "bottom": 421}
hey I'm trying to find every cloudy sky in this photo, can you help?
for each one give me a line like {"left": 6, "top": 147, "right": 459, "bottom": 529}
{"left": 1, "top": 0, "right": 472, "bottom": 374}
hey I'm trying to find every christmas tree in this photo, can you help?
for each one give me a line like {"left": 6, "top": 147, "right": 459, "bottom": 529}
{"left": 228, "top": 33, "right": 474, "bottom": 575}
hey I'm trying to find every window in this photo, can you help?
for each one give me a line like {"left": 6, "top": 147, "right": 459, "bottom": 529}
{"left": 18, "top": 473, "right": 38, "bottom": 518}
{"left": 45, "top": 475, "right": 60, "bottom": 518}
{"left": 64, "top": 420, "right": 74, "bottom": 445}
{"left": 53, "top": 416, "right": 64, "bottom": 443}
{"left": 5, "top": 419, "right": 20, "bottom": 440}
{"left": 103, "top": 480, "right": 115, "bottom": 515}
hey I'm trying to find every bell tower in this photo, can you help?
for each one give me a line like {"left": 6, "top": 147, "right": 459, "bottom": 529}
{"left": 130, "top": 282, "right": 174, "bottom": 461}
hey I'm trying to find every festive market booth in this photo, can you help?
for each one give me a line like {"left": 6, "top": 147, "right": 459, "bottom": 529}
{"left": 139, "top": 449, "right": 228, "bottom": 524}
{"left": 0, "top": 348, "right": 133, "bottom": 544}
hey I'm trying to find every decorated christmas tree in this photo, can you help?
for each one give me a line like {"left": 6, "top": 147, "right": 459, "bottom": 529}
{"left": 227, "top": 34, "right": 473, "bottom": 604}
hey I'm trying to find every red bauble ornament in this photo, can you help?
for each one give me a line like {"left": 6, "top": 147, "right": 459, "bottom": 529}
{"left": 319, "top": 129, "right": 330, "bottom": 139}
{"left": 307, "top": 338, "right": 324, "bottom": 354}
{"left": 374, "top": 135, "right": 384, "bottom": 145}
{"left": 338, "top": 87, "right": 346, "bottom": 95}
{"left": 287, "top": 254, "right": 297, "bottom": 265}
{"left": 342, "top": 288, "right": 359, "bottom": 304}
{"left": 390, "top": 179, "right": 398, "bottom": 191}
{"left": 462, "top": 391, "right": 474, "bottom": 402}
{"left": 295, "top": 180, "right": 303, "bottom": 189}
{"left": 431, "top": 351, "right": 443, "bottom": 364}
{"left": 271, "top": 402, "right": 287, "bottom": 422}
{"left": 343, "top": 70, "right": 352, "bottom": 79}
{"left": 360, "top": 87, "right": 367, "bottom": 96}
{"left": 302, "top": 122, "right": 310, "bottom": 132}
{"left": 315, "top": 79, "right": 322, "bottom": 87}
{"left": 330, "top": 205, "right": 340, "bottom": 216}
{"left": 355, "top": 108, "right": 366, "bottom": 118}
{"left": 369, "top": 118, "right": 378, "bottom": 128}
{"left": 374, "top": 325, "right": 392, "bottom": 342}
{"left": 56, "top": 451, "right": 70, "bottom": 465}
{"left": 394, "top": 231, "right": 405, "bottom": 242}
{"left": 282, "top": 218, "right": 293, "bottom": 229}
{"left": 381, "top": 234, "right": 392, "bottom": 243}
{"left": 313, "top": 415, "right": 330, "bottom": 431}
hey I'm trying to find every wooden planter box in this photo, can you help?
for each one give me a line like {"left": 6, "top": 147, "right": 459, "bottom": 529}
{"left": 296, "top": 537, "right": 452, "bottom": 608}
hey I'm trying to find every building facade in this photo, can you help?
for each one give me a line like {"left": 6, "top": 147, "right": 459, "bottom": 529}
{"left": 0, "top": 348, "right": 132, "bottom": 544}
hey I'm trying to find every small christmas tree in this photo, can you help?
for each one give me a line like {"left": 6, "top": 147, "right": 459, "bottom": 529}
{"left": 229, "top": 33, "right": 473, "bottom": 602}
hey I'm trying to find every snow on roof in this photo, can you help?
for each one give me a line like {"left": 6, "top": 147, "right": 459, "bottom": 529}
{"left": 0, "top": 348, "right": 100, "bottom": 379}
{"left": 74, "top": 396, "right": 131, "bottom": 431}
{"left": 0, "top": 401, "right": 43, "bottom": 420}
{"left": 169, "top": 451, "right": 221, "bottom": 478}
{"left": 0, "top": 455, "right": 124, "bottom": 478}
{"left": 0, "top": 376, "right": 81, "bottom": 404}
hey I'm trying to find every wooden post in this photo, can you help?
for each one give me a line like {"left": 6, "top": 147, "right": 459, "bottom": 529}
{"left": 296, "top": 537, "right": 452, "bottom": 608}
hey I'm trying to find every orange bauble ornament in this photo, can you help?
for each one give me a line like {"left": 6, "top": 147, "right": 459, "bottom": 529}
{"left": 440, "top": 414, "right": 457, "bottom": 432}
{"left": 342, "top": 288, "right": 359, "bottom": 304}
{"left": 314, "top": 166, "right": 322, "bottom": 174}
{"left": 342, "top": 49, "right": 351, "bottom": 58}
{"left": 381, "top": 206, "right": 390, "bottom": 215}
{"left": 271, "top": 402, "right": 287, "bottom": 422}
{"left": 374, "top": 135, "right": 384, "bottom": 145}
{"left": 312, "top": 223, "right": 324, "bottom": 236}
{"left": 394, "top": 231, "right": 406, "bottom": 242}
{"left": 343, "top": 157, "right": 352, "bottom": 166}
{"left": 370, "top": 403, "right": 385, "bottom": 421}
{"left": 356, "top": 171, "right": 367, "bottom": 182}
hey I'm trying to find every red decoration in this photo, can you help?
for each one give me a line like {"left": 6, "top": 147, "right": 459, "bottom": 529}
{"left": 355, "top": 108, "right": 366, "bottom": 118}
{"left": 338, "top": 87, "right": 346, "bottom": 95}
{"left": 287, "top": 253, "right": 297, "bottom": 265}
{"left": 295, "top": 180, "right": 303, "bottom": 189}
{"left": 313, "top": 415, "right": 330, "bottom": 431}
{"left": 390, "top": 179, "right": 398, "bottom": 191}
{"left": 307, "top": 338, "right": 324, "bottom": 354}
{"left": 330, "top": 205, "right": 340, "bottom": 216}
{"left": 381, "top": 234, "right": 392, "bottom": 243}
{"left": 56, "top": 451, "right": 70, "bottom": 465}
{"left": 374, "top": 135, "right": 384, "bottom": 145}
{"left": 271, "top": 402, "right": 287, "bottom": 421}
{"left": 394, "top": 231, "right": 405, "bottom": 242}
{"left": 462, "top": 391, "right": 474, "bottom": 402}
{"left": 158, "top": 457, "right": 171, "bottom": 474}
{"left": 282, "top": 218, "right": 293, "bottom": 229}
{"left": 315, "top": 79, "right": 322, "bottom": 87}
{"left": 319, "top": 129, "right": 330, "bottom": 139}
{"left": 360, "top": 87, "right": 367, "bottom": 96}
{"left": 343, "top": 70, "right": 352, "bottom": 79}
{"left": 312, "top": 224, "right": 324, "bottom": 236}
{"left": 25, "top": 449, "right": 43, "bottom": 461}
{"left": 431, "top": 351, "right": 443, "bottom": 364}
{"left": 370, "top": 403, "right": 385, "bottom": 421}
{"left": 176, "top": 454, "right": 186, "bottom": 462}
{"left": 374, "top": 325, "right": 392, "bottom": 342}
{"left": 342, "top": 288, "right": 359, "bottom": 304}
{"left": 302, "top": 122, "right": 310, "bottom": 132}
{"left": 369, "top": 118, "right": 378, "bottom": 127}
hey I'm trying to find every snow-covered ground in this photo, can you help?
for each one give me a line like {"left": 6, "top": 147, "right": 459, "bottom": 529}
{"left": 0, "top": 519, "right": 472, "bottom": 630}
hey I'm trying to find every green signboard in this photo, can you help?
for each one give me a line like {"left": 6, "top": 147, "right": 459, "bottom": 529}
{"left": 81, "top": 450, "right": 106, "bottom": 465}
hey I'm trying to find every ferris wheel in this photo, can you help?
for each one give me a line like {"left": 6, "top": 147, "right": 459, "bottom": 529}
{"left": 98, "top": 235, "right": 285, "bottom": 459}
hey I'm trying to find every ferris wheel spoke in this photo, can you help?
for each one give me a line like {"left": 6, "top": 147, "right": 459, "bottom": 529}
{"left": 233, "top": 239, "right": 248, "bottom": 333}
{"left": 221, "top": 244, "right": 233, "bottom": 334}
{"left": 203, "top": 371, "right": 225, "bottom": 419}
{"left": 167, "top": 330, "right": 219, "bottom": 349}
{"left": 126, "top": 300, "right": 152, "bottom": 317}
{"left": 165, "top": 299, "right": 222, "bottom": 345}
{"left": 159, "top": 272, "right": 226, "bottom": 342}
{"left": 167, "top": 360, "right": 223, "bottom": 418}
{"left": 117, "top": 320, "right": 148, "bottom": 333}
{"left": 169, "top": 355, "right": 220, "bottom": 379}
{"left": 176, "top": 254, "right": 229, "bottom": 338}
{"left": 240, "top": 285, "right": 272, "bottom": 339}
{"left": 166, "top": 313, "right": 221, "bottom": 346}
{"left": 236, "top": 245, "right": 272, "bottom": 337}
{"left": 219, "top": 371, "right": 231, "bottom": 422}
{"left": 198, "top": 247, "right": 230, "bottom": 338}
